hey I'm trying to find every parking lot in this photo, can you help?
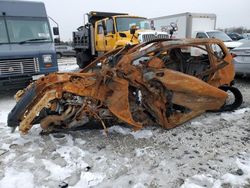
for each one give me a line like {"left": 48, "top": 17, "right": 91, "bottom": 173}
{"left": 0, "top": 57, "right": 250, "bottom": 188}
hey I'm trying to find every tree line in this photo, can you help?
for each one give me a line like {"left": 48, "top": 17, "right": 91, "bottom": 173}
{"left": 218, "top": 27, "right": 250, "bottom": 34}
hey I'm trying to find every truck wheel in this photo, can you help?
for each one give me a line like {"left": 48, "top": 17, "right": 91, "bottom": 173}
{"left": 76, "top": 52, "right": 92, "bottom": 69}
{"left": 56, "top": 53, "right": 62, "bottom": 59}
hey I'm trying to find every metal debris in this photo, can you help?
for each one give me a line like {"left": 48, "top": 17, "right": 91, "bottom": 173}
{"left": 8, "top": 39, "right": 242, "bottom": 135}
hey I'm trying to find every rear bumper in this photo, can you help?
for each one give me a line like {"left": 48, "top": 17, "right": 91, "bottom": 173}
{"left": 233, "top": 61, "right": 250, "bottom": 74}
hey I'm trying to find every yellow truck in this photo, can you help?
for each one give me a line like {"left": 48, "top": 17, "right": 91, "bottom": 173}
{"left": 72, "top": 11, "right": 169, "bottom": 68}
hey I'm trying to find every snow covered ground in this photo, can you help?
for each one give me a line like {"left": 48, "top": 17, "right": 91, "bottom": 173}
{"left": 0, "top": 57, "right": 250, "bottom": 188}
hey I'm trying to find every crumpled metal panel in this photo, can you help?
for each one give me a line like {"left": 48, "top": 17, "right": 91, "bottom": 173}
{"left": 7, "top": 39, "right": 241, "bottom": 135}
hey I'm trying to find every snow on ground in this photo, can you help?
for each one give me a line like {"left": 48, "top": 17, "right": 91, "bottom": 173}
{"left": 0, "top": 58, "right": 250, "bottom": 188}
{"left": 181, "top": 153, "right": 250, "bottom": 188}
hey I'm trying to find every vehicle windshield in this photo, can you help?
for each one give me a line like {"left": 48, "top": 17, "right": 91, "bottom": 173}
{"left": 116, "top": 17, "right": 150, "bottom": 32}
{"left": 207, "top": 31, "right": 233, "bottom": 42}
{"left": 3, "top": 17, "right": 52, "bottom": 43}
{"left": 0, "top": 18, "right": 8, "bottom": 43}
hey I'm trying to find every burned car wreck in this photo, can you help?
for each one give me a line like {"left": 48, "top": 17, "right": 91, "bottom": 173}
{"left": 8, "top": 39, "right": 243, "bottom": 135}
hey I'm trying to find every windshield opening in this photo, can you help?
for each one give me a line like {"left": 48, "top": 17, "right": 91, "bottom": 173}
{"left": 0, "top": 18, "right": 8, "bottom": 44}
{"left": 116, "top": 17, "right": 150, "bottom": 32}
{"left": 3, "top": 17, "right": 52, "bottom": 44}
{"left": 207, "top": 31, "right": 232, "bottom": 42}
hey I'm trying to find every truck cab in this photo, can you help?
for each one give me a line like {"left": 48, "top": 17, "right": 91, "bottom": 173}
{"left": 0, "top": 1, "right": 58, "bottom": 90}
{"left": 73, "top": 11, "right": 169, "bottom": 68}
{"left": 95, "top": 15, "right": 158, "bottom": 51}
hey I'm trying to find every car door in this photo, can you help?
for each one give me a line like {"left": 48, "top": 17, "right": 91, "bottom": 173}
{"left": 67, "top": 46, "right": 76, "bottom": 56}
{"left": 62, "top": 46, "right": 68, "bottom": 56}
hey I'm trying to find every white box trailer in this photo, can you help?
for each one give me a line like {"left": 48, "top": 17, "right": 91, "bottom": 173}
{"left": 151, "top": 12, "right": 216, "bottom": 38}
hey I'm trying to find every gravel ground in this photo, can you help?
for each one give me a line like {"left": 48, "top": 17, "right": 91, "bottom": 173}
{"left": 0, "top": 58, "right": 250, "bottom": 188}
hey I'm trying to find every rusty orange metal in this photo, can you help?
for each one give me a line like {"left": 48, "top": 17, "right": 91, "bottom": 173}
{"left": 8, "top": 38, "right": 242, "bottom": 135}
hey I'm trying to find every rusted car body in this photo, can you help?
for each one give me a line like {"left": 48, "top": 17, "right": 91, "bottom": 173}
{"left": 8, "top": 39, "right": 242, "bottom": 134}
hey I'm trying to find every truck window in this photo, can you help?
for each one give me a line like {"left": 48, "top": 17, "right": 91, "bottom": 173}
{"left": 116, "top": 17, "right": 149, "bottom": 32}
{"left": 56, "top": 46, "right": 67, "bottom": 50}
{"left": 6, "top": 17, "right": 52, "bottom": 43}
{"left": 106, "top": 19, "right": 114, "bottom": 33}
{"left": 97, "top": 24, "right": 103, "bottom": 34}
{"left": 0, "top": 18, "right": 8, "bottom": 43}
{"left": 196, "top": 32, "right": 208, "bottom": 39}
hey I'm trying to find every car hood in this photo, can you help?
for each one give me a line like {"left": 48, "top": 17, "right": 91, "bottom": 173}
{"left": 137, "top": 30, "right": 169, "bottom": 36}
{"left": 224, "top": 41, "right": 243, "bottom": 49}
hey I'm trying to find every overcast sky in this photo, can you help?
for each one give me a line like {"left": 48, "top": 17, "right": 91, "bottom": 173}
{"left": 25, "top": 0, "right": 250, "bottom": 41}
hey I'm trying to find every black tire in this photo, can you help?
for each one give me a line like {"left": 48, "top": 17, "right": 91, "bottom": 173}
{"left": 76, "top": 52, "right": 92, "bottom": 69}
{"left": 56, "top": 53, "right": 62, "bottom": 59}
{"left": 218, "top": 86, "right": 243, "bottom": 112}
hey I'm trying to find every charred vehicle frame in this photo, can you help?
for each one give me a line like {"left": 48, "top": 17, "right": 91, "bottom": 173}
{"left": 8, "top": 38, "right": 242, "bottom": 135}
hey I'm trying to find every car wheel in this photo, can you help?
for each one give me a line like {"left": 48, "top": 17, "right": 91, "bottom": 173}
{"left": 218, "top": 85, "right": 243, "bottom": 111}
